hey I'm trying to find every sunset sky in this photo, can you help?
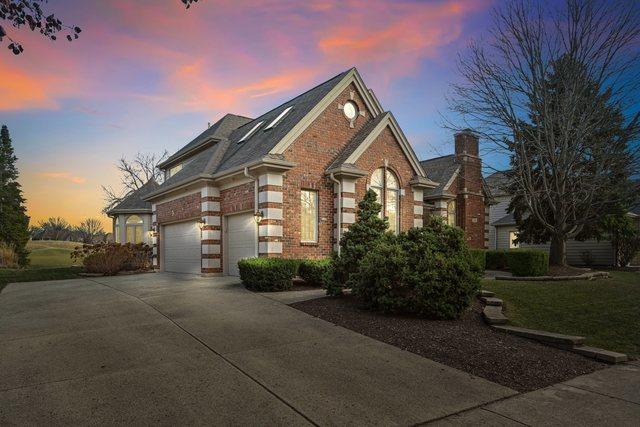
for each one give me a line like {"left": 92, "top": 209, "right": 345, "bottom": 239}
{"left": 1, "top": 0, "right": 507, "bottom": 230}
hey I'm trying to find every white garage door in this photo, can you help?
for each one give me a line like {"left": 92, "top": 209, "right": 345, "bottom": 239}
{"left": 226, "top": 213, "right": 256, "bottom": 276}
{"left": 163, "top": 221, "right": 201, "bottom": 274}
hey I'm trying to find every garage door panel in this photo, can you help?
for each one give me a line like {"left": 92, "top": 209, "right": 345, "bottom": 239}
{"left": 163, "top": 221, "right": 201, "bottom": 274}
{"left": 226, "top": 213, "right": 256, "bottom": 276}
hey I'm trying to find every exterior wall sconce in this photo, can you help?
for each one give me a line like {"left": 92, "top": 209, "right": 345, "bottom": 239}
{"left": 253, "top": 210, "right": 264, "bottom": 224}
{"left": 197, "top": 217, "right": 206, "bottom": 230}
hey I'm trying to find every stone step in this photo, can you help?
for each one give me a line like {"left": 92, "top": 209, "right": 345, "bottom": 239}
{"left": 480, "top": 290, "right": 495, "bottom": 297}
{"left": 481, "top": 297, "right": 503, "bottom": 306}
{"left": 482, "top": 305, "right": 508, "bottom": 325}
{"left": 572, "top": 346, "right": 628, "bottom": 364}
{"left": 492, "top": 325, "right": 585, "bottom": 348}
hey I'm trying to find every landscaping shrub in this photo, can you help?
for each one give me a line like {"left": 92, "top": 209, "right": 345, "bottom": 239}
{"left": 486, "top": 249, "right": 510, "bottom": 270}
{"left": 507, "top": 249, "right": 549, "bottom": 276}
{"left": 298, "top": 259, "right": 331, "bottom": 287}
{"left": 469, "top": 249, "right": 486, "bottom": 272}
{"left": 71, "top": 243, "right": 152, "bottom": 275}
{"left": 352, "top": 217, "right": 481, "bottom": 319}
{"left": 238, "top": 258, "right": 298, "bottom": 291}
{"left": 326, "top": 189, "right": 388, "bottom": 295}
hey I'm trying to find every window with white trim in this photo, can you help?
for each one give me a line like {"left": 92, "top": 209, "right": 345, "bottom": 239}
{"left": 114, "top": 217, "right": 120, "bottom": 243}
{"left": 447, "top": 200, "right": 456, "bottom": 226}
{"left": 300, "top": 190, "right": 318, "bottom": 242}
{"left": 125, "top": 215, "right": 144, "bottom": 243}
{"left": 167, "top": 163, "right": 183, "bottom": 179}
{"left": 370, "top": 167, "right": 400, "bottom": 234}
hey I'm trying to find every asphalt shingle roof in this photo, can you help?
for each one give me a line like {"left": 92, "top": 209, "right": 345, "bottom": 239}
{"left": 327, "top": 112, "right": 390, "bottom": 170}
{"left": 485, "top": 171, "right": 510, "bottom": 197}
{"left": 492, "top": 213, "right": 516, "bottom": 226}
{"left": 419, "top": 155, "right": 459, "bottom": 197}
{"left": 107, "top": 179, "right": 159, "bottom": 214}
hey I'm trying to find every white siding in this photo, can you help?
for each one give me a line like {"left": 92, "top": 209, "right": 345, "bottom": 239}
{"left": 488, "top": 196, "right": 511, "bottom": 249}
{"left": 494, "top": 225, "right": 615, "bottom": 266}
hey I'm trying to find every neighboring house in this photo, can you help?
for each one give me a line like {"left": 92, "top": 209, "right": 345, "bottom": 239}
{"left": 420, "top": 131, "right": 490, "bottom": 249}
{"left": 130, "top": 68, "right": 444, "bottom": 276}
{"left": 486, "top": 172, "right": 640, "bottom": 266}
{"left": 106, "top": 180, "right": 159, "bottom": 246}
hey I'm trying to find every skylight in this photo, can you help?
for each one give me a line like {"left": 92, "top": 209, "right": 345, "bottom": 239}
{"left": 238, "top": 121, "right": 264, "bottom": 143}
{"left": 264, "top": 106, "right": 293, "bottom": 130}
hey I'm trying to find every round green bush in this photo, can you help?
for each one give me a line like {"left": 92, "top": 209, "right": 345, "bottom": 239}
{"left": 238, "top": 258, "right": 298, "bottom": 291}
{"left": 298, "top": 259, "right": 331, "bottom": 287}
{"left": 507, "top": 249, "right": 549, "bottom": 276}
{"left": 352, "top": 218, "right": 481, "bottom": 319}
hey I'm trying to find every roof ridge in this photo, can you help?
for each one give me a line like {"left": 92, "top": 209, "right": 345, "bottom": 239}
{"left": 420, "top": 153, "right": 455, "bottom": 163}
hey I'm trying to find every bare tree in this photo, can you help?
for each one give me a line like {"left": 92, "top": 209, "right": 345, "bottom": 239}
{"left": 36, "top": 217, "right": 72, "bottom": 241}
{"left": 449, "top": 0, "right": 640, "bottom": 265}
{"left": 101, "top": 151, "right": 168, "bottom": 214}
{"left": 76, "top": 218, "right": 104, "bottom": 244}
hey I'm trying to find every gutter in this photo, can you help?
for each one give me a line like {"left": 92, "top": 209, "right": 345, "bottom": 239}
{"left": 329, "top": 172, "right": 341, "bottom": 256}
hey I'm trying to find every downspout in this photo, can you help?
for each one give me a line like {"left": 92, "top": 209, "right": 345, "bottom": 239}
{"left": 244, "top": 167, "right": 259, "bottom": 257}
{"left": 330, "top": 172, "right": 341, "bottom": 255}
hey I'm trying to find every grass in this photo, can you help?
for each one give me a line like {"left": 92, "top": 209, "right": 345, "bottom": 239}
{"left": 27, "top": 240, "right": 80, "bottom": 268}
{"left": 0, "top": 241, "right": 84, "bottom": 293}
{"left": 0, "top": 266, "right": 83, "bottom": 293}
{"left": 483, "top": 271, "right": 640, "bottom": 357}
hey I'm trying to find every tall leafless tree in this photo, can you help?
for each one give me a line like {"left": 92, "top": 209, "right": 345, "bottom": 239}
{"left": 76, "top": 218, "right": 104, "bottom": 244}
{"left": 449, "top": 0, "right": 640, "bottom": 265}
{"left": 101, "top": 151, "right": 168, "bottom": 214}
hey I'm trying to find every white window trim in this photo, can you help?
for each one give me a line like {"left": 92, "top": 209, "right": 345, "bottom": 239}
{"left": 265, "top": 106, "right": 293, "bottom": 130}
{"left": 370, "top": 167, "right": 400, "bottom": 234}
{"left": 239, "top": 121, "right": 264, "bottom": 142}
{"left": 300, "top": 189, "right": 318, "bottom": 243}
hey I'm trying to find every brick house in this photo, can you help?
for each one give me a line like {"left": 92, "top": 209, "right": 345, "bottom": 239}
{"left": 109, "top": 68, "right": 487, "bottom": 275}
{"left": 420, "top": 131, "right": 490, "bottom": 249}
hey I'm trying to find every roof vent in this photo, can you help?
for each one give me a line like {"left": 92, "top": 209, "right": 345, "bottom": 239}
{"left": 264, "top": 106, "right": 293, "bottom": 130}
{"left": 238, "top": 121, "right": 264, "bottom": 143}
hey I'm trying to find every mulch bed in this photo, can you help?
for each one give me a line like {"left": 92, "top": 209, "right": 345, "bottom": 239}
{"left": 547, "top": 265, "right": 591, "bottom": 276}
{"left": 291, "top": 295, "right": 605, "bottom": 392}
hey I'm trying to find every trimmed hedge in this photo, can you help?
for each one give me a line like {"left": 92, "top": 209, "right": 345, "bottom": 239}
{"left": 507, "top": 249, "right": 549, "bottom": 277}
{"left": 469, "top": 249, "right": 486, "bottom": 272}
{"left": 486, "top": 249, "right": 510, "bottom": 270}
{"left": 298, "top": 259, "right": 331, "bottom": 287}
{"left": 237, "top": 258, "right": 298, "bottom": 291}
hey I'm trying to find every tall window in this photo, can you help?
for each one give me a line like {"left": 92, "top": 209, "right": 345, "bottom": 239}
{"left": 300, "top": 190, "right": 318, "bottom": 242}
{"left": 370, "top": 168, "right": 400, "bottom": 234}
{"left": 114, "top": 217, "right": 120, "bottom": 243}
{"left": 447, "top": 200, "right": 456, "bottom": 226}
{"left": 125, "top": 215, "right": 144, "bottom": 243}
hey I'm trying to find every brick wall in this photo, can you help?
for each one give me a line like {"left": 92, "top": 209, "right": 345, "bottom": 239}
{"left": 281, "top": 83, "right": 373, "bottom": 259}
{"left": 353, "top": 126, "right": 418, "bottom": 233}
{"left": 221, "top": 182, "right": 255, "bottom": 215}
{"left": 156, "top": 192, "right": 201, "bottom": 224}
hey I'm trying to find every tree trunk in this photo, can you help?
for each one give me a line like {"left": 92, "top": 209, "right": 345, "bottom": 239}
{"left": 549, "top": 235, "right": 567, "bottom": 266}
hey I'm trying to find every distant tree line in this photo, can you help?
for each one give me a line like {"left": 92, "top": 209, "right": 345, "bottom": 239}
{"left": 29, "top": 217, "right": 110, "bottom": 244}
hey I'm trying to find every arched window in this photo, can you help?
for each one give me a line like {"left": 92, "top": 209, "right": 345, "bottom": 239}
{"left": 125, "top": 215, "right": 144, "bottom": 243}
{"left": 370, "top": 167, "right": 400, "bottom": 234}
{"left": 114, "top": 217, "right": 120, "bottom": 243}
{"left": 447, "top": 200, "right": 456, "bottom": 226}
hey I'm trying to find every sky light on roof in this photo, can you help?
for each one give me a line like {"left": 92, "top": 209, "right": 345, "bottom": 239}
{"left": 239, "top": 121, "right": 264, "bottom": 142}
{"left": 264, "top": 106, "right": 293, "bottom": 130}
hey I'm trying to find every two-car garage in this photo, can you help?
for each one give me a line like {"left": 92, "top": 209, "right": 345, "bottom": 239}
{"left": 161, "top": 212, "right": 256, "bottom": 276}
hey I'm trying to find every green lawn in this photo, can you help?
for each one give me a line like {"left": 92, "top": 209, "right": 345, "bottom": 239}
{"left": 483, "top": 271, "right": 640, "bottom": 356}
{"left": 27, "top": 240, "right": 80, "bottom": 268}
{"left": 0, "top": 266, "right": 83, "bottom": 293}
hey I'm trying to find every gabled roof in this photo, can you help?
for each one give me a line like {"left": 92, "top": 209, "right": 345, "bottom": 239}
{"left": 328, "top": 112, "right": 390, "bottom": 171}
{"left": 107, "top": 179, "right": 159, "bottom": 215}
{"left": 491, "top": 213, "right": 516, "bottom": 226}
{"left": 419, "top": 155, "right": 459, "bottom": 198}
{"left": 215, "top": 69, "right": 352, "bottom": 174}
{"left": 485, "top": 171, "right": 510, "bottom": 197}
{"left": 159, "top": 114, "right": 252, "bottom": 169}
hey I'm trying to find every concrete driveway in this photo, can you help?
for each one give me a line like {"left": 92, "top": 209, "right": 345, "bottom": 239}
{"left": 0, "top": 273, "right": 520, "bottom": 425}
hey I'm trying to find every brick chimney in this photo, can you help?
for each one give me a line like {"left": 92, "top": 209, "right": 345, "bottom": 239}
{"left": 454, "top": 130, "right": 486, "bottom": 248}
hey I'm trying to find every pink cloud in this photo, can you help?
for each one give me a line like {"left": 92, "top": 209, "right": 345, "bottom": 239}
{"left": 39, "top": 172, "right": 87, "bottom": 184}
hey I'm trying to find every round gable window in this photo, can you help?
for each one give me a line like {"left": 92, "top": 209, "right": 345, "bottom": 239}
{"left": 343, "top": 101, "right": 359, "bottom": 120}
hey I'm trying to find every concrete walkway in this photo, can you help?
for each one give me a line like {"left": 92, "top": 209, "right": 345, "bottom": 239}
{"left": 1, "top": 274, "right": 638, "bottom": 425}
{"left": 0, "top": 273, "right": 515, "bottom": 425}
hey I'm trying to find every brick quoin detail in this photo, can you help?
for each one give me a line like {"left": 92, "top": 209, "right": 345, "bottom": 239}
{"left": 280, "top": 83, "right": 373, "bottom": 259}
{"left": 156, "top": 192, "right": 201, "bottom": 224}
{"left": 221, "top": 182, "right": 254, "bottom": 215}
